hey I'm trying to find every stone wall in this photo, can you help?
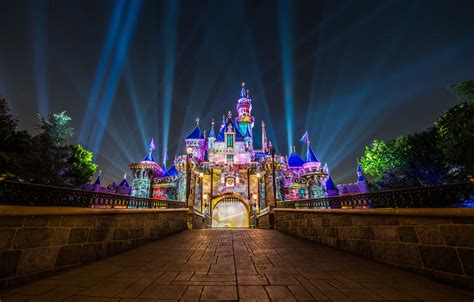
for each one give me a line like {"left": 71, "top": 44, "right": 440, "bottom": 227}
{"left": 0, "top": 206, "right": 188, "bottom": 288}
{"left": 256, "top": 210, "right": 274, "bottom": 229}
{"left": 273, "top": 208, "right": 474, "bottom": 290}
{"left": 191, "top": 211, "right": 208, "bottom": 229}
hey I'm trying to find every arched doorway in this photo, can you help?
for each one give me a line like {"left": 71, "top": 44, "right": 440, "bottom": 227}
{"left": 211, "top": 193, "right": 249, "bottom": 228}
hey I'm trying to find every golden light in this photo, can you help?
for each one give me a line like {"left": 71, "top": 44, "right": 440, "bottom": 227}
{"left": 199, "top": 172, "right": 204, "bottom": 177}
{"left": 256, "top": 173, "right": 261, "bottom": 178}
{"left": 186, "top": 146, "right": 193, "bottom": 154}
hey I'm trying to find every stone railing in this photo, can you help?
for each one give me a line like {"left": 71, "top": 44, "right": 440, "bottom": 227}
{"left": 277, "top": 182, "right": 474, "bottom": 209}
{"left": 0, "top": 180, "right": 186, "bottom": 209}
{"left": 273, "top": 207, "right": 474, "bottom": 290}
{"left": 0, "top": 205, "right": 188, "bottom": 288}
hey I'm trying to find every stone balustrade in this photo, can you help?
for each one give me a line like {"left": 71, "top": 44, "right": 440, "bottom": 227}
{"left": 266, "top": 208, "right": 474, "bottom": 289}
{"left": 0, "top": 206, "right": 188, "bottom": 288}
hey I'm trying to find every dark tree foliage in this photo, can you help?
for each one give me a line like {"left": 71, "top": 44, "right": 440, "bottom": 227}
{"left": 0, "top": 100, "right": 96, "bottom": 186}
{"left": 0, "top": 99, "right": 31, "bottom": 179}
{"left": 362, "top": 80, "right": 474, "bottom": 190}
{"left": 450, "top": 80, "right": 474, "bottom": 102}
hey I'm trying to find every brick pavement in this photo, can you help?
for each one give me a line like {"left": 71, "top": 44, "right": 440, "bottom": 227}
{"left": 1, "top": 229, "right": 473, "bottom": 301}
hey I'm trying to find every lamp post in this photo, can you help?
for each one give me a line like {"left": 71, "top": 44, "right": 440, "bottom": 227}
{"left": 199, "top": 172, "right": 204, "bottom": 213}
{"left": 185, "top": 146, "right": 192, "bottom": 207}
{"left": 256, "top": 172, "right": 261, "bottom": 214}
{"left": 270, "top": 146, "right": 277, "bottom": 208}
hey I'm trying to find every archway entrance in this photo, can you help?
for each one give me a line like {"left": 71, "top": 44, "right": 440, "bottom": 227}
{"left": 211, "top": 193, "right": 249, "bottom": 228}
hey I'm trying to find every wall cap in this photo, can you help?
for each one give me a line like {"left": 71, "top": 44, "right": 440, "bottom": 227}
{"left": 0, "top": 205, "right": 189, "bottom": 216}
{"left": 273, "top": 207, "right": 474, "bottom": 217}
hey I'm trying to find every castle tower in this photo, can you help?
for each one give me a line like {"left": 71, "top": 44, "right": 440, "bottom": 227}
{"left": 128, "top": 138, "right": 163, "bottom": 198}
{"left": 325, "top": 175, "right": 339, "bottom": 197}
{"left": 357, "top": 162, "right": 369, "bottom": 193}
{"left": 208, "top": 119, "right": 216, "bottom": 149}
{"left": 235, "top": 83, "right": 254, "bottom": 139}
{"left": 185, "top": 118, "right": 206, "bottom": 162}
{"left": 301, "top": 131, "right": 321, "bottom": 171}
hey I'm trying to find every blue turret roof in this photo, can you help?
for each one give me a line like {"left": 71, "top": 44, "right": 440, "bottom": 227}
{"left": 143, "top": 153, "right": 155, "bottom": 162}
{"left": 185, "top": 126, "right": 204, "bottom": 140}
{"left": 209, "top": 122, "right": 216, "bottom": 138}
{"left": 288, "top": 151, "right": 305, "bottom": 167}
{"left": 326, "top": 176, "right": 337, "bottom": 190}
{"left": 305, "top": 145, "right": 319, "bottom": 163}
{"left": 94, "top": 175, "right": 101, "bottom": 185}
{"left": 357, "top": 164, "right": 366, "bottom": 182}
{"left": 163, "top": 166, "right": 179, "bottom": 177}
{"left": 118, "top": 178, "right": 129, "bottom": 187}
{"left": 216, "top": 119, "right": 245, "bottom": 142}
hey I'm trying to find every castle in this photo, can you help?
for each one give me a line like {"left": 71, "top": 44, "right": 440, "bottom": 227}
{"left": 122, "top": 83, "right": 369, "bottom": 227}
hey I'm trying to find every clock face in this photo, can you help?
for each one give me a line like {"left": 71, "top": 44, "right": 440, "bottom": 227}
{"left": 226, "top": 177, "right": 235, "bottom": 187}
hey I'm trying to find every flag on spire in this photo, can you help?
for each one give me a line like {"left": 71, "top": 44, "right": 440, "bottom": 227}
{"left": 300, "top": 131, "right": 310, "bottom": 144}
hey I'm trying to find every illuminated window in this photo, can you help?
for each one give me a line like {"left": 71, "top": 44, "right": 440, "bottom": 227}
{"left": 227, "top": 154, "right": 234, "bottom": 164}
{"left": 227, "top": 134, "right": 233, "bottom": 147}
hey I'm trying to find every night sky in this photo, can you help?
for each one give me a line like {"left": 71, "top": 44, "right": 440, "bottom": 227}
{"left": 1, "top": 0, "right": 473, "bottom": 185}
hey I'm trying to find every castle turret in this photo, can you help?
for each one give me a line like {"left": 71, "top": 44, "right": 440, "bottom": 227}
{"left": 357, "top": 162, "right": 369, "bottom": 193}
{"left": 185, "top": 118, "right": 206, "bottom": 162}
{"left": 325, "top": 175, "right": 339, "bottom": 197}
{"left": 208, "top": 119, "right": 216, "bottom": 149}
{"left": 301, "top": 131, "right": 321, "bottom": 171}
{"left": 236, "top": 83, "right": 254, "bottom": 139}
{"left": 288, "top": 146, "right": 305, "bottom": 171}
{"left": 129, "top": 138, "right": 163, "bottom": 198}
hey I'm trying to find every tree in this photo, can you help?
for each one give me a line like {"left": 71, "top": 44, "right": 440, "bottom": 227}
{"left": 64, "top": 144, "right": 97, "bottom": 186}
{"left": 450, "top": 80, "right": 474, "bottom": 102}
{"left": 27, "top": 112, "right": 75, "bottom": 185}
{"left": 36, "top": 111, "right": 73, "bottom": 147}
{"left": 0, "top": 99, "right": 31, "bottom": 178}
{"left": 360, "top": 137, "right": 408, "bottom": 181}
{"left": 435, "top": 101, "right": 474, "bottom": 179}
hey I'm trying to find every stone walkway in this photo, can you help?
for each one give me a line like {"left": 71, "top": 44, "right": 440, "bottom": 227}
{"left": 1, "top": 229, "right": 473, "bottom": 301}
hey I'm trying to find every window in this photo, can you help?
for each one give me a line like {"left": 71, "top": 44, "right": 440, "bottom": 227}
{"left": 227, "top": 134, "right": 234, "bottom": 147}
{"left": 227, "top": 154, "right": 234, "bottom": 164}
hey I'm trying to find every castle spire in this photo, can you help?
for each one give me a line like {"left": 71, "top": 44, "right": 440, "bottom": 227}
{"left": 144, "top": 138, "right": 156, "bottom": 162}
{"left": 240, "top": 82, "right": 247, "bottom": 98}
{"left": 209, "top": 119, "right": 216, "bottom": 138}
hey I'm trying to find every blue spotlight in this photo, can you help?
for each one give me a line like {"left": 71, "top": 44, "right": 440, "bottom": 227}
{"left": 125, "top": 66, "right": 148, "bottom": 147}
{"left": 161, "top": 0, "right": 180, "bottom": 162}
{"left": 31, "top": 0, "right": 49, "bottom": 116}
{"left": 91, "top": 0, "right": 143, "bottom": 154}
{"left": 278, "top": 0, "right": 295, "bottom": 154}
{"left": 79, "top": 0, "right": 126, "bottom": 144}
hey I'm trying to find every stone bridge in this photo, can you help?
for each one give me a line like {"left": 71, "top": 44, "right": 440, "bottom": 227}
{"left": 1, "top": 204, "right": 474, "bottom": 301}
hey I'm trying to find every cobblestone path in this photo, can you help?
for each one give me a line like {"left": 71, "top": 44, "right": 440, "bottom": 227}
{"left": 1, "top": 229, "right": 473, "bottom": 301}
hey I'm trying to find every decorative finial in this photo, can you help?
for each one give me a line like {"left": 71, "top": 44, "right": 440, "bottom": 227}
{"left": 195, "top": 117, "right": 200, "bottom": 126}
{"left": 242, "top": 82, "right": 245, "bottom": 87}
{"left": 203, "top": 130, "right": 207, "bottom": 138}
{"left": 123, "top": 173, "right": 126, "bottom": 179}
{"left": 261, "top": 120, "right": 265, "bottom": 127}
{"left": 211, "top": 118, "right": 215, "bottom": 126}
{"left": 99, "top": 170, "right": 102, "bottom": 176}
{"left": 227, "top": 111, "right": 232, "bottom": 119}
